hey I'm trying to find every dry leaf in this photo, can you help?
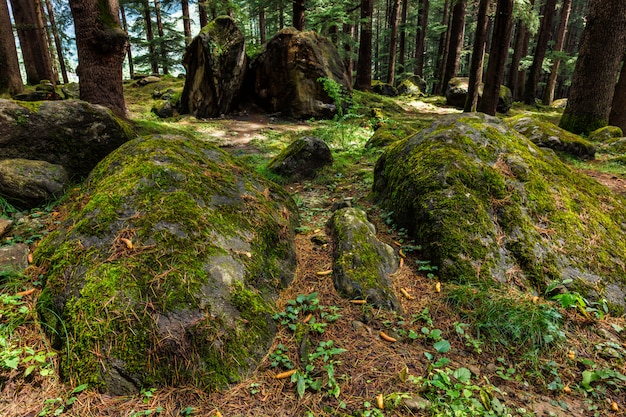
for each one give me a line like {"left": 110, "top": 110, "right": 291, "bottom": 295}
{"left": 16, "top": 288, "right": 36, "bottom": 297}
{"left": 400, "top": 288, "right": 414, "bottom": 300}
{"left": 274, "top": 369, "right": 297, "bottom": 379}
{"left": 376, "top": 393, "right": 384, "bottom": 409}
{"left": 435, "top": 282, "right": 441, "bottom": 293}
{"left": 316, "top": 270, "right": 333, "bottom": 276}
{"left": 379, "top": 331, "right": 397, "bottom": 343}
{"left": 120, "top": 238, "right": 133, "bottom": 249}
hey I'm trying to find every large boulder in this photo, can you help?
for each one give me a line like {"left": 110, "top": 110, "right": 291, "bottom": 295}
{"left": 267, "top": 136, "right": 333, "bottom": 180}
{"left": 588, "top": 126, "right": 623, "bottom": 143}
{"left": 445, "top": 77, "right": 513, "bottom": 113}
{"left": 0, "top": 99, "right": 134, "bottom": 178}
{"left": 327, "top": 208, "right": 401, "bottom": 311}
{"left": 0, "top": 158, "right": 69, "bottom": 208}
{"left": 179, "top": 16, "right": 246, "bottom": 118}
{"left": 35, "top": 135, "right": 298, "bottom": 394}
{"left": 250, "top": 28, "right": 351, "bottom": 119}
{"left": 506, "top": 114, "right": 595, "bottom": 159}
{"left": 372, "top": 113, "right": 626, "bottom": 313}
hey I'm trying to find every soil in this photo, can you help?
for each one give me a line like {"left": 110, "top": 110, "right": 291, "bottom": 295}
{"left": 1, "top": 97, "right": 625, "bottom": 417}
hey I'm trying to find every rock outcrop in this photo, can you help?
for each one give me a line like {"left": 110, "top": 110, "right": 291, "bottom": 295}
{"left": 35, "top": 135, "right": 298, "bottom": 394}
{"left": 373, "top": 113, "right": 626, "bottom": 313}
{"left": 179, "top": 16, "right": 247, "bottom": 118}
{"left": 267, "top": 136, "right": 333, "bottom": 180}
{"left": 250, "top": 28, "right": 351, "bottom": 119}
{"left": 0, "top": 158, "right": 68, "bottom": 208}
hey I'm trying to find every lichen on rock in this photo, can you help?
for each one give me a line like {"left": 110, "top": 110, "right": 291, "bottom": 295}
{"left": 35, "top": 135, "right": 298, "bottom": 394}
{"left": 373, "top": 113, "right": 626, "bottom": 313}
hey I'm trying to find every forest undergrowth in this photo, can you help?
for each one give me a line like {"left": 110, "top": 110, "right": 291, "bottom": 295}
{"left": 1, "top": 79, "right": 625, "bottom": 416}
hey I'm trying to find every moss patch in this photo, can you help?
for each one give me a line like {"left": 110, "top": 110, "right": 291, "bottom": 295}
{"left": 372, "top": 113, "right": 626, "bottom": 313}
{"left": 35, "top": 135, "right": 298, "bottom": 393}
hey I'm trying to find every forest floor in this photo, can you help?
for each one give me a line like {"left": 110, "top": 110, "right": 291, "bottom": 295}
{"left": 1, "top": 78, "right": 626, "bottom": 417}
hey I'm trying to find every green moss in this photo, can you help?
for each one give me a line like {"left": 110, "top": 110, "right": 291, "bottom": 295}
{"left": 373, "top": 113, "right": 626, "bottom": 309}
{"left": 559, "top": 112, "right": 607, "bottom": 136}
{"left": 588, "top": 125, "right": 623, "bottom": 142}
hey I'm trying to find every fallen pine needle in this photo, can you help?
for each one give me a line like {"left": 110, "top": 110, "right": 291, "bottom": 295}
{"left": 379, "top": 331, "right": 397, "bottom": 343}
{"left": 274, "top": 369, "right": 297, "bottom": 379}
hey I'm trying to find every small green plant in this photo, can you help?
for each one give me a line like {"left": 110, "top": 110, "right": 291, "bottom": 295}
{"left": 454, "top": 322, "right": 483, "bottom": 354}
{"left": 38, "top": 384, "right": 88, "bottom": 416}
{"left": 248, "top": 382, "right": 262, "bottom": 395}
{"left": 291, "top": 340, "right": 346, "bottom": 399}
{"left": 360, "top": 401, "right": 385, "bottom": 417}
{"left": 273, "top": 293, "right": 340, "bottom": 334}
{"left": 269, "top": 344, "right": 294, "bottom": 369}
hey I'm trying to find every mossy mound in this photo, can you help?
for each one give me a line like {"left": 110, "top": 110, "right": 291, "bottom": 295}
{"left": 365, "top": 123, "right": 418, "bottom": 149}
{"left": 373, "top": 113, "right": 626, "bottom": 313}
{"left": 588, "top": 126, "right": 623, "bottom": 143}
{"left": 35, "top": 135, "right": 298, "bottom": 394}
{"left": 505, "top": 114, "right": 595, "bottom": 159}
{"left": 267, "top": 136, "right": 333, "bottom": 180}
{"left": 327, "top": 208, "right": 401, "bottom": 311}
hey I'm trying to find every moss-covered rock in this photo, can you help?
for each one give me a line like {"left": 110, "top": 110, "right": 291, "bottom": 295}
{"left": 588, "top": 126, "right": 623, "bottom": 143}
{"left": 0, "top": 158, "right": 68, "bottom": 208}
{"left": 0, "top": 99, "right": 135, "bottom": 178}
{"left": 505, "top": 114, "right": 595, "bottom": 159}
{"left": 372, "top": 113, "right": 626, "bottom": 313}
{"left": 35, "top": 135, "right": 298, "bottom": 394}
{"left": 327, "top": 208, "right": 401, "bottom": 311}
{"left": 267, "top": 136, "right": 333, "bottom": 180}
{"left": 372, "top": 81, "right": 398, "bottom": 97}
{"left": 445, "top": 77, "right": 513, "bottom": 113}
{"left": 396, "top": 79, "right": 423, "bottom": 97}
{"left": 365, "top": 123, "right": 418, "bottom": 149}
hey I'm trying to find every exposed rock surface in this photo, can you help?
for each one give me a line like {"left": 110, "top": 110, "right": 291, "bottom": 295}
{"left": 588, "top": 126, "right": 623, "bottom": 142}
{"left": 372, "top": 113, "right": 626, "bottom": 313}
{"left": 267, "top": 136, "right": 333, "bottom": 180}
{"left": 327, "top": 208, "right": 401, "bottom": 311}
{"left": 0, "top": 243, "right": 29, "bottom": 272}
{"left": 0, "top": 99, "right": 134, "bottom": 178}
{"left": 506, "top": 114, "right": 595, "bottom": 159}
{"left": 372, "top": 81, "right": 398, "bottom": 97}
{"left": 0, "top": 158, "right": 68, "bottom": 208}
{"left": 35, "top": 135, "right": 298, "bottom": 395}
{"left": 445, "top": 77, "right": 513, "bottom": 113}
{"left": 179, "top": 16, "right": 246, "bottom": 118}
{"left": 250, "top": 28, "right": 351, "bottom": 119}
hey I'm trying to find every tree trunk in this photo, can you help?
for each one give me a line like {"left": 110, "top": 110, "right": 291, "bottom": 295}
{"left": 142, "top": 0, "right": 159, "bottom": 74}
{"left": 198, "top": 1, "right": 208, "bottom": 29}
{"left": 523, "top": 0, "right": 557, "bottom": 104}
{"left": 464, "top": 0, "right": 490, "bottom": 112}
{"left": 355, "top": 0, "right": 373, "bottom": 91}
{"left": 414, "top": 0, "right": 429, "bottom": 77}
{"left": 398, "top": 0, "right": 407, "bottom": 75}
{"left": 560, "top": 0, "right": 626, "bottom": 134}
{"left": 441, "top": 0, "right": 467, "bottom": 94}
{"left": 259, "top": 7, "right": 266, "bottom": 44}
{"left": 181, "top": 0, "right": 191, "bottom": 44}
{"left": 609, "top": 54, "right": 626, "bottom": 131}
{"left": 120, "top": 3, "right": 134, "bottom": 79}
{"left": 507, "top": 0, "right": 535, "bottom": 101}
{"left": 542, "top": 0, "right": 572, "bottom": 105}
{"left": 69, "top": 0, "right": 128, "bottom": 118}
{"left": 434, "top": 0, "right": 450, "bottom": 94}
{"left": 43, "top": 0, "right": 68, "bottom": 83}
{"left": 478, "top": 0, "right": 514, "bottom": 116}
{"left": 9, "top": 0, "right": 54, "bottom": 84}
{"left": 293, "top": 0, "right": 305, "bottom": 31}
{"left": 0, "top": 0, "right": 23, "bottom": 95}
{"left": 343, "top": 22, "right": 354, "bottom": 83}
{"left": 40, "top": 0, "right": 59, "bottom": 84}
{"left": 386, "top": 0, "right": 401, "bottom": 84}
{"left": 154, "top": 0, "right": 168, "bottom": 74}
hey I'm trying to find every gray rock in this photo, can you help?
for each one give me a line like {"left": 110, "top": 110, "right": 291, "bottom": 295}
{"left": 151, "top": 100, "right": 174, "bottom": 119}
{"left": 0, "top": 218, "right": 12, "bottom": 238}
{"left": 0, "top": 99, "right": 134, "bottom": 178}
{"left": 402, "top": 395, "right": 431, "bottom": 412}
{"left": 327, "top": 208, "right": 401, "bottom": 311}
{"left": 179, "top": 16, "right": 246, "bottom": 118}
{"left": 0, "top": 159, "right": 68, "bottom": 208}
{"left": 250, "top": 28, "right": 351, "bottom": 119}
{"left": 35, "top": 135, "right": 298, "bottom": 395}
{"left": 445, "top": 77, "right": 512, "bottom": 113}
{"left": 0, "top": 243, "right": 29, "bottom": 272}
{"left": 137, "top": 75, "right": 161, "bottom": 86}
{"left": 267, "top": 136, "right": 333, "bottom": 180}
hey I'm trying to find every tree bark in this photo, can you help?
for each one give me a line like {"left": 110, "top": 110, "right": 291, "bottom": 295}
{"left": 198, "top": 0, "right": 208, "bottom": 29}
{"left": 141, "top": 0, "right": 159, "bottom": 74}
{"left": 154, "top": 0, "right": 168, "bottom": 74}
{"left": 441, "top": 0, "right": 467, "bottom": 94}
{"left": 478, "top": 0, "right": 514, "bottom": 116}
{"left": 293, "top": 0, "right": 305, "bottom": 31}
{"left": 386, "top": 0, "right": 401, "bottom": 84}
{"left": 355, "top": 0, "right": 373, "bottom": 91}
{"left": 0, "top": 0, "right": 23, "bottom": 94}
{"left": 259, "top": 7, "right": 266, "bottom": 44}
{"left": 9, "top": 0, "right": 54, "bottom": 84}
{"left": 43, "top": 0, "right": 68, "bottom": 83}
{"left": 523, "top": 0, "right": 557, "bottom": 104}
{"left": 414, "top": 0, "right": 429, "bottom": 77}
{"left": 560, "top": 0, "right": 626, "bottom": 134}
{"left": 464, "top": 0, "right": 490, "bottom": 112}
{"left": 181, "top": 0, "right": 191, "bottom": 44}
{"left": 434, "top": 0, "right": 450, "bottom": 94}
{"left": 69, "top": 0, "right": 128, "bottom": 118}
{"left": 398, "top": 0, "right": 407, "bottom": 75}
{"left": 609, "top": 54, "right": 626, "bottom": 132}
{"left": 507, "top": 0, "right": 535, "bottom": 101}
{"left": 120, "top": 3, "right": 134, "bottom": 79}
{"left": 542, "top": 0, "right": 572, "bottom": 105}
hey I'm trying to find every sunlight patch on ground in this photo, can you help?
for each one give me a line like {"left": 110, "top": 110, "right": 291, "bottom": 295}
{"left": 404, "top": 99, "right": 462, "bottom": 114}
